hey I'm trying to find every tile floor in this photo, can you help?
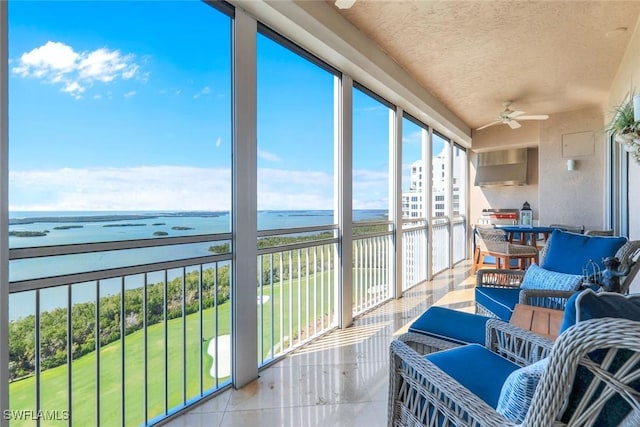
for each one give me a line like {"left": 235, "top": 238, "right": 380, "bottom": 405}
{"left": 163, "top": 260, "right": 475, "bottom": 427}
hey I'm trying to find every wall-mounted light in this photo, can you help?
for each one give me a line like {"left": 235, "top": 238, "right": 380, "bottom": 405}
{"left": 634, "top": 94, "right": 640, "bottom": 122}
{"left": 567, "top": 159, "right": 576, "bottom": 171}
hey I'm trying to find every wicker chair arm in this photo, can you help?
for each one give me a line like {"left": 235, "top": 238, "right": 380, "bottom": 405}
{"left": 476, "top": 269, "right": 525, "bottom": 289}
{"left": 395, "top": 331, "right": 460, "bottom": 355}
{"left": 485, "top": 319, "right": 554, "bottom": 367}
{"left": 518, "top": 289, "right": 575, "bottom": 310}
{"left": 524, "top": 317, "right": 640, "bottom": 426}
{"left": 389, "top": 338, "right": 515, "bottom": 427}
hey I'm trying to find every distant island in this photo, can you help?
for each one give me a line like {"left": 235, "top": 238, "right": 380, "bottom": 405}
{"left": 53, "top": 225, "right": 84, "bottom": 230}
{"left": 152, "top": 223, "right": 166, "bottom": 226}
{"left": 10, "top": 230, "right": 49, "bottom": 237}
{"left": 171, "top": 226, "right": 194, "bottom": 230}
{"left": 103, "top": 223, "right": 147, "bottom": 228}
{"left": 9, "top": 211, "right": 229, "bottom": 225}
{"left": 153, "top": 231, "right": 169, "bottom": 236}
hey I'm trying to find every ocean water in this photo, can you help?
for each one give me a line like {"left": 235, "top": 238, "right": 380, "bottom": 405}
{"left": 8, "top": 210, "right": 386, "bottom": 320}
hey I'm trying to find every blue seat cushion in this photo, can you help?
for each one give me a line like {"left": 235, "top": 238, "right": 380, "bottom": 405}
{"left": 474, "top": 286, "right": 522, "bottom": 321}
{"left": 409, "top": 306, "right": 489, "bottom": 345}
{"left": 426, "top": 344, "right": 520, "bottom": 408}
{"left": 541, "top": 229, "right": 627, "bottom": 275}
{"left": 559, "top": 289, "right": 640, "bottom": 426}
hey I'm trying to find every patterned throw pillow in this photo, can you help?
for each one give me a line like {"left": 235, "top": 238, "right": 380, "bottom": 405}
{"left": 496, "top": 358, "right": 549, "bottom": 423}
{"left": 520, "top": 263, "right": 583, "bottom": 291}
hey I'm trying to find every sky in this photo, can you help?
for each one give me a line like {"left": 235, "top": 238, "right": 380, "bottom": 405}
{"left": 8, "top": 1, "right": 443, "bottom": 212}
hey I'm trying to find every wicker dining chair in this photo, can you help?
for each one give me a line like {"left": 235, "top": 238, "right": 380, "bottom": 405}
{"left": 472, "top": 227, "right": 538, "bottom": 273}
{"left": 585, "top": 229, "right": 615, "bottom": 236}
{"left": 389, "top": 317, "right": 640, "bottom": 426}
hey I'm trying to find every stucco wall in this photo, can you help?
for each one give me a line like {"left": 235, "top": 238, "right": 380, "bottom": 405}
{"left": 469, "top": 108, "right": 607, "bottom": 231}
{"left": 538, "top": 107, "right": 605, "bottom": 230}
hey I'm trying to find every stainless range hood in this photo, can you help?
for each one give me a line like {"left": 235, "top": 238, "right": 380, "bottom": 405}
{"left": 474, "top": 148, "right": 528, "bottom": 186}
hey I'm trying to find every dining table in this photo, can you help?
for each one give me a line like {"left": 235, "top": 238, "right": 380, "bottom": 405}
{"left": 493, "top": 224, "right": 563, "bottom": 247}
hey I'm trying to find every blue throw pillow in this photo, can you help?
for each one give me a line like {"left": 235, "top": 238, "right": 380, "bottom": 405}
{"left": 496, "top": 358, "right": 549, "bottom": 423}
{"left": 541, "top": 230, "right": 626, "bottom": 275}
{"left": 520, "top": 263, "right": 583, "bottom": 291}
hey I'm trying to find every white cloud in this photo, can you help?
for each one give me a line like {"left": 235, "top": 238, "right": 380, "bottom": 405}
{"left": 258, "top": 149, "right": 281, "bottom": 163}
{"left": 403, "top": 130, "right": 423, "bottom": 144}
{"left": 13, "top": 41, "right": 78, "bottom": 77}
{"left": 9, "top": 166, "right": 385, "bottom": 211}
{"left": 124, "top": 91, "right": 136, "bottom": 98}
{"left": 215, "top": 137, "right": 222, "bottom": 148}
{"left": 193, "top": 86, "right": 211, "bottom": 99}
{"left": 12, "top": 41, "right": 141, "bottom": 99}
{"left": 10, "top": 166, "right": 232, "bottom": 211}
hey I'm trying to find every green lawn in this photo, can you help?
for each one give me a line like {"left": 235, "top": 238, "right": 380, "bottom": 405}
{"left": 10, "top": 301, "right": 231, "bottom": 427}
{"left": 8, "top": 269, "right": 341, "bottom": 427}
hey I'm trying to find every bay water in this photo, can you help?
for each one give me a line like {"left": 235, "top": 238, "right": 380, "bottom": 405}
{"left": 9, "top": 210, "right": 386, "bottom": 320}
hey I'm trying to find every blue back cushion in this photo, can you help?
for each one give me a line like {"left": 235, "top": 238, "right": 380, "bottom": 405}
{"left": 541, "top": 230, "right": 626, "bottom": 275}
{"left": 560, "top": 289, "right": 640, "bottom": 333}
{"left": 559, "top": 289, "right": 640, "bottom": 426}
{"left": 409, "top": 306, "right": 488, "bottom": 345}
{"left": 474, "top": 287, "right": 522, "bottom": 321}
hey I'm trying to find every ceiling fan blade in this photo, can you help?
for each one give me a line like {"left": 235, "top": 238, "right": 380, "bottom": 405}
{"left": 335, "top": 0, "right": 356, "bottom": 9}
{"left": 476, "top": 120, "right": 502, "bottom": 131}
{"left": 516, "top": 115, "right": 549, "bottom": 121}
{"left": 507, "top": 120, "right": 522, "bottom": 129}
{"left": 508, "top": 110, "right": 526, "bottom": 118}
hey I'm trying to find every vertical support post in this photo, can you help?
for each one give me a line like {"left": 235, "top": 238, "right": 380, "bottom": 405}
{"left": 232, "top": 8, "right": 258, "bottom": 388}
{"left": 446, "top": 139, "right": 454, "bottom": 269}
{"left": 334, "top": 75, "right": 353, "bottom": 329}
{"left": 0, "top": 1, "right": 10, "bottom": 419}
{"left": 390, "top": 107, "right": 403, "bottom": 298}
{"left": 425, "top": 128, "right": 433, "bottom": 280}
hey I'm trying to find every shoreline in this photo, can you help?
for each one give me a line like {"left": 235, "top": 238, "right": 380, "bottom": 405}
{"left": 9, "top": 211, "right": 230, "bottom": 225}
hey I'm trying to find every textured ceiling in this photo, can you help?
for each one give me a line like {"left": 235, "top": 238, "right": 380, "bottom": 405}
{"left": 329, "top": 0, "right": 640, "bottom": 132}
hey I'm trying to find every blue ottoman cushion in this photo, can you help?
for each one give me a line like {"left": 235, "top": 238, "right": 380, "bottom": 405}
{"left": 409, "top": 306, "right": 489, "bottom": 345}
{"left": 474, "top": 286, "right": 522, "bottom": 321}
{"left": 426, "top": 343, "right": 520, "bottom": 408}
{"left": 542, "top": 230, "right": 626, "bottom": 275}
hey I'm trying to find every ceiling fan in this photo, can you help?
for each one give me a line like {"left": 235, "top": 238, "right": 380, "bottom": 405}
{"left": 476, "top": 101, "right": 549, "bottom": 130}
{"left": 335, "top": 0, "right": 356, "bottom": 9}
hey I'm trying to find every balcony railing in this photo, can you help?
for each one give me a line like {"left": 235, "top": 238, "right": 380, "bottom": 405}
{"left": 8, "top": 235, "right": 233, "bottom": 426}
{"left": 452, "top": 216, "right": 467, "bottom": 265}
{"left": 256, "top": 226, "right": 339, "bottom": 367}
{"left": 431, "top": 217, "right": 451, "bottom": 275}
{"left": 6, "top": 217, "right": 465, "bottom": 426}
{"left": 401, "top": 219, "right": 428, "bottom": 291}
{"left": 352, "top": 221, "right": 392, "bottom": 317}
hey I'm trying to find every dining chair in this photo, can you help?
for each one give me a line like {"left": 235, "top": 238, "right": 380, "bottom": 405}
{"left": 473, "top": 227, "right": 538, "bottom": 273}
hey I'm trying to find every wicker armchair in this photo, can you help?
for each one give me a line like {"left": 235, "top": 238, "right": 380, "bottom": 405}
{"left": 472, "top": 227, "right": 538, "bottom": 273}
{"left": 389, "top": 317, "right": 640, "bottom": 426}
{"left": 476, "top": 239, "right": 640, "bottom": 318}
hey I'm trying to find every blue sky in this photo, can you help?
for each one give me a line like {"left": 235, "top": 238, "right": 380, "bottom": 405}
{"left": 8, "top": 1, "right": 440, "bottom": 212}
